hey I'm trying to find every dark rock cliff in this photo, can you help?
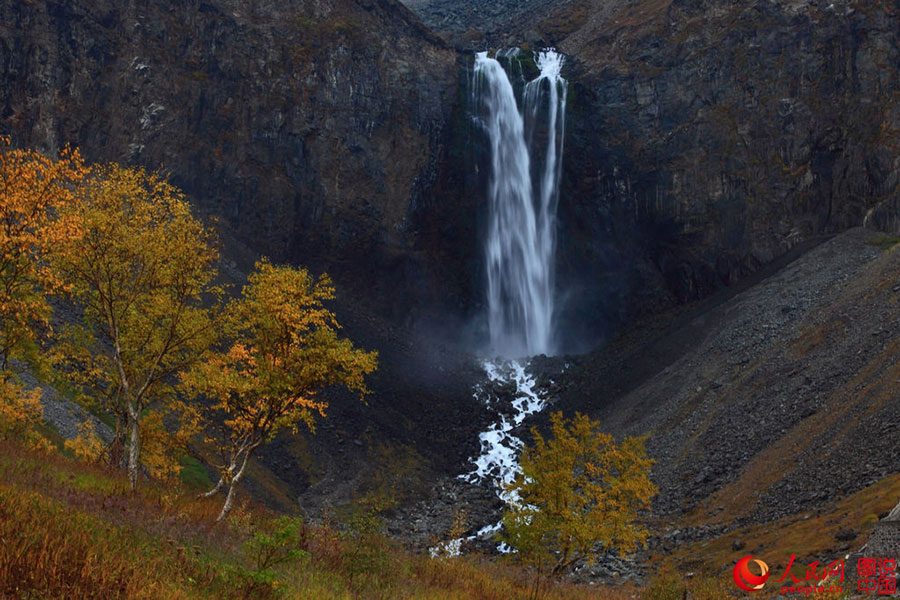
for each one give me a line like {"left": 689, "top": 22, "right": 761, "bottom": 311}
{"left": 0, "top": 0, "right": 467, "bottom": 324}
{"left": 399, "top": 0, "right": 900, "bottom": 350}
{"left": 544, "top": 0, "right": 900, "bottom": 346}
{"left": 0, "top": 0, "right": 490, "bottom": 512}
{"left": 7, "top": 0, "right": 900, "bottom": 355}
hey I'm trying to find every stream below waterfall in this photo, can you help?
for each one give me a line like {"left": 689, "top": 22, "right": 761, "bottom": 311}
{"left": 432, "top": 358, "right": 552, "bottom": 557}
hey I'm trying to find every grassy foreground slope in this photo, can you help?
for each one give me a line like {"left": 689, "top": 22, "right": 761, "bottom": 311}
{"left": 0, "top": 441, "right": 627, "bottom": 600}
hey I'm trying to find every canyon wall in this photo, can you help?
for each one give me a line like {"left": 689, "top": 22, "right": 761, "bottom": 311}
{"left": 0, "top": 0, "right": 467, "bottom": 323}
{"left": 549, "top": 0, "right": 900, "bottom": 345}
{"left": 4, "top": 0, "right": 900, "bottom": 351}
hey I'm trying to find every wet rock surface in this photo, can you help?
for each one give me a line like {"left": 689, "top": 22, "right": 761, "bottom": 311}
{"left": 386, "top": 475, "right": 502, "bottom": 554}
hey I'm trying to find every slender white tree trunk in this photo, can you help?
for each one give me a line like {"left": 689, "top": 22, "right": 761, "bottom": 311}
{"left": 201, "top": 476, "right": 225, "bottom": 498}
{"left": 215, "top": 449, "right": 252, "bottom": 522}
{"left": 110, "top": 412, "right": 128, "bottom": 470}
{"left": 887, "top": 500, "right": 900, "bottom": 521}
{"left": 127, "top": 407, "right": 141, "bottom": 490}
{"left": 201, "top": 452, "right": 241, "bottom": 498}
{"left": 217, "top": 480, "right": 239, "bottom": 523}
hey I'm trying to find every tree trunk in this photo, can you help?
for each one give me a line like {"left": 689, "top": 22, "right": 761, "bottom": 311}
{"left": 200, "top": 476, "right": 225, "bottom": 498}
{"left": 110, "top": 412, "right": 127, "bottom": 469}
{"left": 127, "top": 410, "right": 141, "bottom": 490}
{"left": 215, "top": 449, "right": 252, "bottom": 522}
{"left": 217, "top": 479, "right": 239, "bottom": 523}
{"left": 200, "top": 454, "right": 240, "bottom": 498}
{"left": 530, "top": 572, "right": 544, "bottom": 600}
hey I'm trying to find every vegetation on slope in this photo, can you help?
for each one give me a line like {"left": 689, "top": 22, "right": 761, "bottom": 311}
{"left": 0, "top": 141, "right": 660, "bottom": 599}
{"left": 0, "top": 441, "right": 626, "bottom": 600}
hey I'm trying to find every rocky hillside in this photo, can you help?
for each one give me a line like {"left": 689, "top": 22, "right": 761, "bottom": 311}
{"left": 559, "top": 227, "right": 900, "bottom": 542}
{"left": 397, "top": 0, "right": 563, "bottom": 44}
{"left": 388, "top": 228, "right": 900, "bottom": 582}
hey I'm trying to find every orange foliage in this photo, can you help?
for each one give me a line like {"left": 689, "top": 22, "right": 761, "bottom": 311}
{"left": 50, "top": 164, "right": 221, "bottom": 488}
{"left": 0, "top": 378, "right": 45, "bottom": 450}
{"left": 64, "top": 420, "right": 105, "bottom": 464}
{"left": 0, "top": 137, "right": 88, "bottom": 370}
{"left": 184, "top": 259, "right": 377, "bottom": 520}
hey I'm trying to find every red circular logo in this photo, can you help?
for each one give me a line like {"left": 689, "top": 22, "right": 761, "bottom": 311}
{"left": 733, "top": 556, "right": 770, "bottom": 592}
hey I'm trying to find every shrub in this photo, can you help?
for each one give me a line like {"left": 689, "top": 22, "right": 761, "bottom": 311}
{"left": 225, "top": 516, "right": 309, "bottom": 599}
{"left": 501, "top": 412, "right": 657, "bottom": 577}
{"left": 644, "top": 564, "right": 687, "bottom": 600}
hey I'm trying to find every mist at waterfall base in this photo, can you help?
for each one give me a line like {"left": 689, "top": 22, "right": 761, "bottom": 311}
{"left": 470, "top": 49, "right": 567, "bottom": 359}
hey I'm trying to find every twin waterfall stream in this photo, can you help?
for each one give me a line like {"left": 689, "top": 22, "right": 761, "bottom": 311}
{"left": 434, "top": 49, "right": 567, "bottom": 557}
{"left": 476, "top": 48, "right": 567, "bottom": 359}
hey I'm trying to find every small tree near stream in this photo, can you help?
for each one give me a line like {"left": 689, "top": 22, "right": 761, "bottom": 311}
{"left": 501, "top": 411, "right": 657, "bottom": 599}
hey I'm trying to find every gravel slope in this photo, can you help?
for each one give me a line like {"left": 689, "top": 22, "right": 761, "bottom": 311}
{"left": 561, "top": 227, "right": 900, "bottom": 529}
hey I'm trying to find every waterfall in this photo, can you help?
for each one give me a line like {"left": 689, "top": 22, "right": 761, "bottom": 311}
{"left": 472, "top": 49, "right": 567, "bottom": 358}
{"left": 429, "top": 53, "right": 567, "bottom": 558}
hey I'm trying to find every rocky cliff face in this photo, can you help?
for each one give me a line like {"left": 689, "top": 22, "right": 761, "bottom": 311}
{"left": 7, "top": 0, "right": 900, "bottom": 354}
{"left": 398, "top": 0, "right": 900, "bottom": 349}
{"left": 544, "top": 0, "right": 900, "bottom": 345}
{"left": 0, "top": 0, "right": 493, "bottom": 513}
{"left": 0, "top": 0, "right": 467, "bottom": 323}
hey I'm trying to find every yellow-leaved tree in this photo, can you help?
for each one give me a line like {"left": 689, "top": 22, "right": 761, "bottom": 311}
{"left": 185, "top": 259, "right": 377, "bottom": 522}
{"left": 50, "top": 164, "right": 220, "bottom": 488}
{"left": 0, "top": 138, "right": 87, "bottom": 450}
{"left": 501, "top": 411, "right": 657, "bottom": 599}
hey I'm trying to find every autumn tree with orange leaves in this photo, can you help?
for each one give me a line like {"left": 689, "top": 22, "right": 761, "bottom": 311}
{"left": 0, "top": 137, "right": 86, "bottom": 371}
{"left": 50, "top": 164, "right": 221, "bottom": 488}
{"left": 185, "top": 259, "right": 377, "bottom": 522}
{"left": 0, "top": 138, "right": 87, "bottom": 449}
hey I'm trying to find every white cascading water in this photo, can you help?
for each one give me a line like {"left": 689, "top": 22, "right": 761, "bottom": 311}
{"left": 432, "top": 358, "right": 549, "bottom": 558}
{"left": 430, "top": 51, "right": 567, "bottom": 558}
{"left": 472, "top": 49, "right": 567, "bottom": 358}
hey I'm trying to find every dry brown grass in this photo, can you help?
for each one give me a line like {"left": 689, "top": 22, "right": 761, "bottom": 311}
{"left": 790, "top": 320, "right": 846, "bottom": 359}
{"left": 0, "top": 441, "right": 637, "bottom": 599}
{"left": 661, "top": 473, "right": 900, "bottom": 598}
